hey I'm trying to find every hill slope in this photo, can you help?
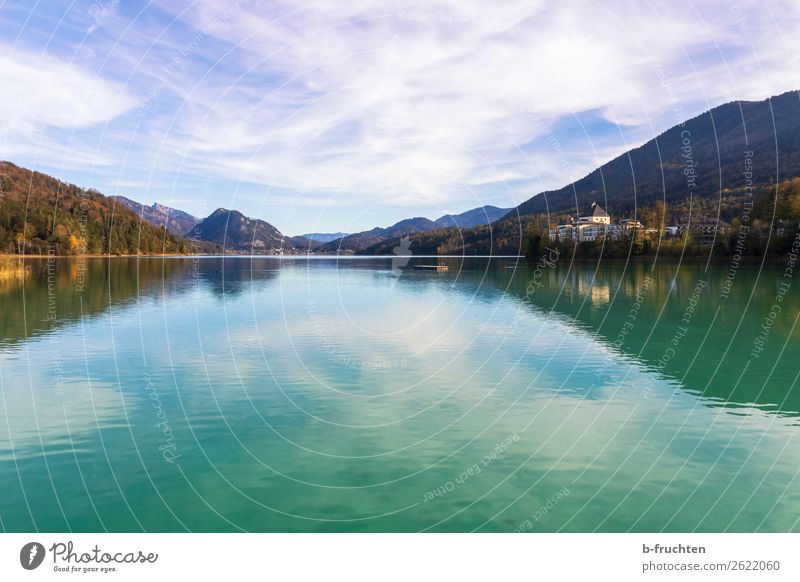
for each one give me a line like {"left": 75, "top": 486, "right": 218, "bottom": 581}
{"left": 0, "top": 161, "right": 189, "bottom": 255}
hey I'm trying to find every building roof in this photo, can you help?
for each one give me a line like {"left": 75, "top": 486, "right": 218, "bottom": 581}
{"left": 590, "top": 202, "right": 609, "bottom": 218}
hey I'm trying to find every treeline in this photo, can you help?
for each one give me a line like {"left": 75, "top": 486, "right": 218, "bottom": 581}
{"left": 0, "top": 162, "right": 188, "bottom": 255}
{"left": 361, "top": 215, "right": 537, "bottom": 256}
{"left": 526, "top": 179, "right": 800, "bottom": 259}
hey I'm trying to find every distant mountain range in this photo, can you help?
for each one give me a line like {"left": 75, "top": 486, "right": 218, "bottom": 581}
{"left": 113, "top": 196, "right": 199, "bottom": 236}
{"left": 67, "top": 186, "right": 509, "bottom": 255}
{"left": 301, "top": 232, "right": 349, "bottom": 243}
{"left": 315, "top": 217, "right": 437, "bottom": 253}
{"left": 316, "top": 209, "right": 511, "bottom": 253}
{"left": 179, "top": 204, "right": 510, "bottom": 254}
{"left": 435, "top": 205, "right": 511, "bottom": 228}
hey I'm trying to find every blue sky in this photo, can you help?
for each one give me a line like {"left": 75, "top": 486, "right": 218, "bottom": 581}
{"left": 1, "top": 0, "right": 798, "bottom": 235}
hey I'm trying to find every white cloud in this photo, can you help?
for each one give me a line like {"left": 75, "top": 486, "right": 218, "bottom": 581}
{"left": 0, "top": 46, "right": 138, "bottom": 135}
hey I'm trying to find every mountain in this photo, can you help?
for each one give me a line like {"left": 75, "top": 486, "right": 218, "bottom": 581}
{"left": 188, "top": 208, "right": 290, "bottom": 252}
{"left": 318, "top": 217, "right": 440, "bottom": 253}
{"left": 301, "top": 232, "right": 350, "bottom": 243}
{"left": 287, "top": 235, "right": 322, "bottom": 250}
{"left": 113, "top": 195, "right": 199, "bottom": 236}
{"left": 435, "top": 205, "right": 511, "bottom": 228}
{"left": 511, "top": 90, "right": 800, "bottom": 219}
{"left": 0, "top": 161, "right": 189, "bottom": 255}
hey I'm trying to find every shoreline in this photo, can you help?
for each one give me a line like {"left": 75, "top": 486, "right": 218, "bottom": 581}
{"left": 0, "top": 253, "right": 526, "bottom": 259}
{"left": 0, "top": 253, "right": 187, "bottom": 259}
{"left": 0, "top": 253, "right": 787, "bottom": 265}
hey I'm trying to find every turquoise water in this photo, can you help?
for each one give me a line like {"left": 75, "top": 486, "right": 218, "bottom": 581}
{"left": 0, "top": 256, "right": 799, "bottom": 532}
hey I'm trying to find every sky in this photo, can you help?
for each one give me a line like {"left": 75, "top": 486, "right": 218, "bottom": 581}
{"left": 1, "top": 0, "right": 799, "bottom": 236}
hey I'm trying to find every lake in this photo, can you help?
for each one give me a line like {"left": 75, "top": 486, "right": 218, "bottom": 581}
{"left": 1, "top": 255, "right": 799, "bottom": 532}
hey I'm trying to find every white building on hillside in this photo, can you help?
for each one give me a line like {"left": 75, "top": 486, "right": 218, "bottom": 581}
{"left": 549, "top": 202, "right": 617, "bottom": 243}
{"left": 548, "top": 205, "right": 680, "bottom": 243}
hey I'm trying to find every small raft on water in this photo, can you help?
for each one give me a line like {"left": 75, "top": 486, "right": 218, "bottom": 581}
{"left": 414, "top": 264, "right": 449, "bottom": 271}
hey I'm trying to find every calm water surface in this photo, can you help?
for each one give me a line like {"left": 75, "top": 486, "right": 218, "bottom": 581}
{"left": 1, "top": 256, "right": 799, "bottom": 532}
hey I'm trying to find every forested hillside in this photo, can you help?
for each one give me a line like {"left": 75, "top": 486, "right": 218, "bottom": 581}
{"left": 0, "top": 161, "right": 189, "bottom": 255}
{"left": 511, "top": 90, "right": 800, "bottom": 218}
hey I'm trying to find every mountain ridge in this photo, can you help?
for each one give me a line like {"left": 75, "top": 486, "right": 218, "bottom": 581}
{"left": 301, "top": 232, "right": 349, "bottom": 243}
{"left": 113, "top": 195, "right": 199, "bottom": 236}
{"left": 435, "top": 205, "right": 511, "bottom": 228}
{"left": 507, "top": 90, "right": 800, "bottom": 219}
{"left": 317, "top": 216, "right": 440, "bottom": 253}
